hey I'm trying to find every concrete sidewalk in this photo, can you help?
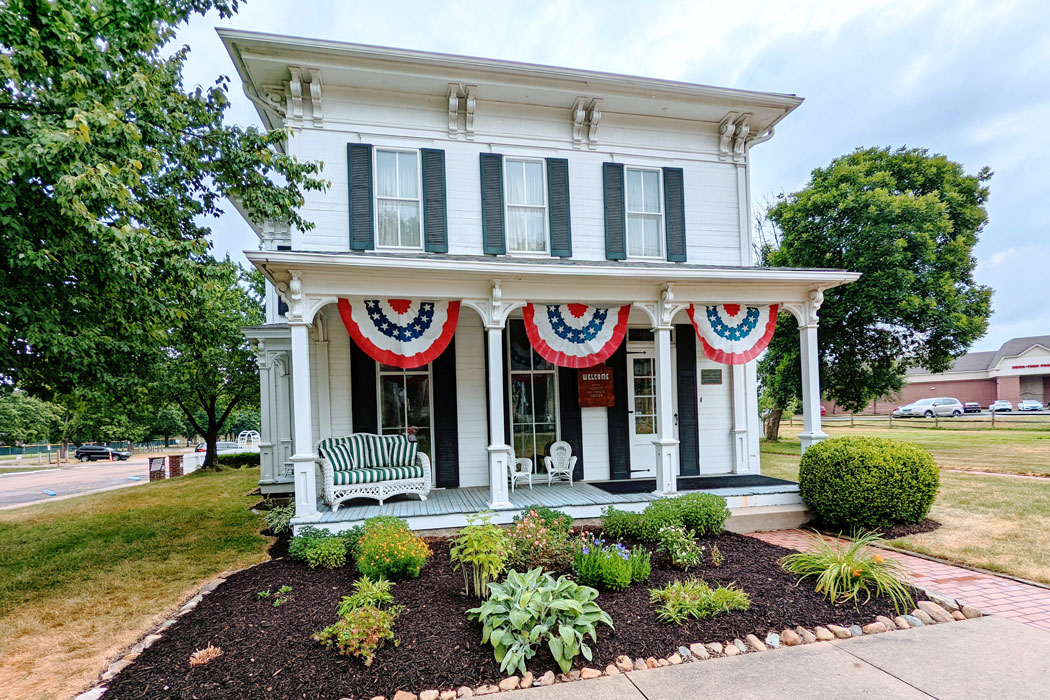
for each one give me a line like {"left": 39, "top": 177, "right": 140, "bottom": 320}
{"left": 519, "top": 616, "right": 1049, "bottom": 699}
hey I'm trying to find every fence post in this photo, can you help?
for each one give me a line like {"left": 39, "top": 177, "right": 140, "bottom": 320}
{"left": 888, "top": 414, "right": 893, "bottom": 429}
{"left": 991, "top": 410, "right": 995, "bottom": 429}
{"left": 850, "top": 413, "right": 855, "bottom": 428}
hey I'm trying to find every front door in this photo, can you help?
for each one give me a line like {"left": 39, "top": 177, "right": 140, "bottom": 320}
{"left": 627, "top": 348, "right": 657, "bottom": 478}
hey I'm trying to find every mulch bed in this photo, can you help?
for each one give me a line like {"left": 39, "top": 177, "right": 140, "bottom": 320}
{"left": 803, "top": 518, "right": 943, "bottom": 540}
{"left": 104, "top": 532, "right": 925, "bottom": 700}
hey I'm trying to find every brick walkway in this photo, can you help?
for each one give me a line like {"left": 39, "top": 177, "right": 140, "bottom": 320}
{"left": 750, "top": 529, "right": 1050, "bottom": 632}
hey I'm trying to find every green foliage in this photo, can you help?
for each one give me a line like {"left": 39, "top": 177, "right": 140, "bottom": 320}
{"left": 779, "top": 531, "right": 914, "bottom": 613}
{"left": 601, "top": 495, "right": 729, "bottom": 543}
{"left": 629, "top": 545, "right": 652, "bottom": 582}
{"left": 337, "top": 578, "right": 396, "bottom": 617}
{"left": 257, "top": 584, "right": 293, "bottom": 607}
{"left": 0, "top": 0, "right": 326, "bottom": 395}
{"left": 0, "top": 392, "right": 60, "bottom": 445}
{"left": 649, "top": 578, "right": 751, "bottom": 624}
{"left": 710, "top": 543, "right": 725, "bottom": 568}
{"left": 467, "top": 568, "right": 613, "bottom": 675}
{"left": 216, "top": 452, "right": 261, "bottom": 469}
{"left": 449, "top": 511, "right": 510, "bottom": 597}
{"left": 656, "top": 526, "right": 706, "bottom": 570}
{"left": 512, "top": 506, "right": 573, "bottom": 535}
{"left": 289, "top": 534, "right": 347, "bottom": 569}
{"left": 314, "top": 580, "right": 403, "bottom": 666}
{"left": 262, "top": 500, "right": 294, "bottom": 536}
{"left": 760, "top": 147, "right": 993, "bottom": 413}
{"left": 673, "top": 494, "right": 731, "bottom": 535}
{"left": 342, "top": 525, "right": 366, "bottom": 559}
{"left": 799, "top": 436, "right": 940, "bottom": 529}
{"left": 573, "top": 535, "right": 650, "bottom": 591}
{"left": 506, "top": 509, "right": 578, "bottom": 573}
{"left": 599, "top": 507, "right": 645, "bottom": 540}
{"left": 356, "top": 519, "right": 431, "bottom": 581}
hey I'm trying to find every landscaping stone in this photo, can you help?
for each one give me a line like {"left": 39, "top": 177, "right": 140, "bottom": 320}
{"left": 140, "top": 634, "right": 162, "bottom": 650}
{"left": 157, "top": 619, "right": 176, "bottom": 631}
{"left": 457, "top": 686, "right": 474, "bottom": 697}
{"left": 102, "top": 659, "right": 132, "bottom": 680}
{"left": 538, "top": 672, "right": 556, "bottom": 687}
{"left": 904, "top": 614, "right": 926, "bottom": 628}
{"left": 849, "top": 625, "right": 864, "bottom": 637}
{"left": 814, "top": 626, "right": 835, "bottom": 641}
{"left": 367, "top": 697, "right": 382, "bottom": 700}
{"left": 678, "top": 645, "right": 692, "bottom": 660}
{"left": 441, "top": 691, "right": 458, "bottom": 700}
{"left": 796, "top": 627, "right": 817, "bottom": 644}
{"left": 723, "top": 643, "right": 741, "bottom": 657}
{"left": 657, "top": 658, "right": 669, "bottom": 667}
{"left": 827, "top": 624, "right": 852, "bottom": 639}
{"left": 568, "top": 669, "right": 582, "bottom": 681}
{"left": 199, "top": 578, "right": 225, "bottom": 595}
{"left": 926, "top": 591, "right": 960, "bottom": 612}
{"left": 420, "top": 691, "right": 440, "bottom": 700}
{"left": 581, "top": 668, "right": 602, "bottom": 680}
{"left": 473, "top": 685, "right": 499, "bottom": 696}
{"left": 645, "top": 657, "right": 658, "bottom": 669}
{"left": 605, "top": 664, "right": 620, "bottom": 676}
{"left": 780, "top": 629, "right": 802, "bottom": 647}
{"left": 876, "top": 615, "right": 897, "bottom": 630}
{"left": 498, "top": 676, "right": 519, "bottom": 691}
{"left": 951, "top": 610, "right": 966, "bottom": 621}
{"left": 961, "top": 604, "right": 984, "bottom": 619}
{"left": 733, "top": 639, "right": 747, "bottom": 654}
{"left": 705, "top": 643, "right": 724, "bottom": 656}
{"left": 862, "top": 622, "right": 888, "bottom": 635}
{"left": 73, "top": 688, "right": 107, "bottom": 700}
{"left": 894, "top": 616, "right": 911, "bottom": 629}
{"left": 392, "top": 691, "right": 417, "bottom": 700}
{"left": 689, "top": 643, "right": 710, "bottom": 660}
{"left": 521, "top": 672, "right": 533, "bottom": 688}
{"left": 615, "top": 655, "right": 634, "bottom": 673}
{"left": 633, "top": 658, "right": 647, "bottom": 671}
{"left": 668, "top": 653, "right": 683, "bottom": 665}
{"left": 123, "top": 652, "right": 141, "bottom": 662}
{"left": 745, "top": 634, "right": 766, "bottom": 651}
{"left": 917, "top": 601, "right": 954, "bottom": 624}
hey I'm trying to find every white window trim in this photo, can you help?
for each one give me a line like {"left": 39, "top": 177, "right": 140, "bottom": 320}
{"left": 373, "top": 146, "right": 425, "bottom": 251}
{"left": 506, "top": 320, "right": 560, "bottom": 468}
{"left": 624, "top": 165, "right": 665, "bottom": 260}
{"left": 376, "top": 364, "right": 435, "bottom": 471}
{"left": 503, "top": 156, "right": 550, "bottom": 256}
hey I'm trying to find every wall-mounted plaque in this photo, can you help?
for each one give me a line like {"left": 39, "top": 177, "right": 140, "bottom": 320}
{"left": 700, "top": 368, "right": 723, "bottom": 385}
{"left": 577, "top": 364, "right": 615, "bottom": 407}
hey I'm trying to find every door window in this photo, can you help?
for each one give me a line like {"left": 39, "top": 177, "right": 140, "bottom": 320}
{"left": 378, "top": 364, "right": 432, "bottom": 458}
{"left": 507, "top": 320, "right": 558, "bottom": 466}
{"left": 632, "top": 356, "right": 656, "bottom": 435}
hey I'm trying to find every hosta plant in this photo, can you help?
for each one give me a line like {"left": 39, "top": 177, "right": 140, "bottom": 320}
{"left": 450, "top": 511, "right": 510, "bottom": 597}
{"left": 779, "top": 530, "right": 913, "bottom": 612}
{"left": 467, "top": 567, "right": 613, "bottom": 675}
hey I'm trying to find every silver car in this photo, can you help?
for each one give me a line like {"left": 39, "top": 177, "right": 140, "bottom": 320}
{"left": 893, "top": 397, "right": 963, "bottom": 418}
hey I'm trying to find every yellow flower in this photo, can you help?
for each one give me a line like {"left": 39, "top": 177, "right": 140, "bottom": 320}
{"left": 872, "top": 553, "right": 884, "bottom": 563}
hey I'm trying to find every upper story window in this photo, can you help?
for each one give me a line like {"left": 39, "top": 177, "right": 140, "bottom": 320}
{"left": 375, "top": 148, "right": 422, "bottom": 249}
{"left": 504, "top": 158, "right": 548, "bottom": 254}
{"left": 625, "top": 167, "right": 664, "bottom": 259}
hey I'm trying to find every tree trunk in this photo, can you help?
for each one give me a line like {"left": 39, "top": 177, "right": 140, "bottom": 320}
{"left": 764, "top": 408, "right": 783, "bottom": 442}
{"left": 204, "top": 430, "right": 220, "bottom": 469}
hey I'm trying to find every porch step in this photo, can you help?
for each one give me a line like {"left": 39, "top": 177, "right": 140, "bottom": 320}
{"left": 725, "top": 503, "right": 811, "bottom": 534}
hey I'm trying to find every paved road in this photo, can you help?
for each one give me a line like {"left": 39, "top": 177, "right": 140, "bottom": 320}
{"left": 0, "top": 449, "right": 192, "bottom": 509}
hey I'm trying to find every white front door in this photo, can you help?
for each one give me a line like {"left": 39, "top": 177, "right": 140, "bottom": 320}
{"left": 627, "top": 348, "right": 657, "bottom": 478}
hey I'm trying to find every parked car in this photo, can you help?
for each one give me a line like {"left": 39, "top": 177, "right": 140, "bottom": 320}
{"left": 195, "top": 441, "right": 241, "bottom": 454}
{"left": 1018, "top": 399, "right": 1044, "bottom": 411}
{"left": 892, "top": 397, "right": 963, "bottom": 418}
{"left": 989, "top": 400, "right": 1013, "bottom": 412}
{"left": 73, "top": 445, "right": 131, "bottom": 462}
{"left": 820, "top": 405, "right": 827, "bottom": 416}
{"left": 963, "top": 402, "right": 982, "bottom": 413}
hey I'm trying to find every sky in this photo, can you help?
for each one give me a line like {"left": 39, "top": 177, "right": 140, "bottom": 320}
{"left": 175, "top": 0, "right": 1050, "bottom": 352}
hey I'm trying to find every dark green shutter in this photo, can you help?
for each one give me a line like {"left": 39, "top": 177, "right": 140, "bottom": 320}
{"left": 431, "top": 338, "right": 459, "bottom": 486}
{"left": 546, "top": 158, "right": 572, "bottom": 257}
{"left": 603, "top": 162, "right": 626, "bottom": 260}
{"left": 480, "top": 153, "right": 505, "bottom": 255}
{"left": 349, "top": 341, "right": 377, "bottom": 433}
{"left": 557, "top": 366, "right": 584, "bottom": 480}
{"left": 675, "top": 325, "right": 700, "bottom": 476}
{"left": 347, "top": 143, "right": 374, "bottom": 250}
{"left": 421, "top": 148, "right": 448, "bottom": 253}
{"left": 663, "top": 167, "right": 686, "bottom": 262}
{"left": 606, "top": 343, "right": 631, "bottom": 479}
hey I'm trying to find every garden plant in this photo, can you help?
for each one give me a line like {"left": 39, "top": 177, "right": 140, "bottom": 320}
{"left": 356, "top": 518, "right": 431, "bottom": 580}
{"left": 649, "top": 578, "right": 751, "bottom": 624}
{"left": 314, "top": 577, "right": 404, "bottom": 666}
{"left": 449, "top": 511, "right": 510, "bottom": 597}
{"left": 656, "top": 525, "right": 706, "bottom": 570}
{"left": 601, "top": 493, "right": 730, "bottom": 542}
{"left": 506, "top": 508, "right": 577, "bottom": 572}
{"left": 573, "top": 535, "right": 650, "bottom": 591}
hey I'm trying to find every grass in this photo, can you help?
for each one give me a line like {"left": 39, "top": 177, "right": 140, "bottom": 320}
{"left": 762, "top": 448, "right": 1050, "bottom": 586}
{"left": 0, "top": 466, "right": 58, "bottom": 474}
{"left": 0, "top": 467, "right": 271, "bottom": 700}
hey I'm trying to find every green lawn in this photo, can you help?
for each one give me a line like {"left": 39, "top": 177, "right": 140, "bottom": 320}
{"left": 0, "top": 467, "right": 271, "bottom": 700}
{"left": 762, "top": 445, "right": 1050, "bottom": 586}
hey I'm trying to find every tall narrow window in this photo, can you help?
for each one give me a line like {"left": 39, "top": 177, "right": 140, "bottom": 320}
{"left": 507, "top": 320, "right": 558, "bottom": 466}
{"left": 625, "top": 167, "right": 664, "bottom": 258}
{"left": 375, "top": 149, "right": 422, "bottom": 249}
{"left": 504, "top": 158, "right": 548, "bottom": 253}
{"left": 378, "top": 364, "right": 432, "bottom": 458}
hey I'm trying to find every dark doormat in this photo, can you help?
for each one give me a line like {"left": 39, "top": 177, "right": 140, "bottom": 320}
{"left": 591, "top": 474, "right": 797, "bottom": 495}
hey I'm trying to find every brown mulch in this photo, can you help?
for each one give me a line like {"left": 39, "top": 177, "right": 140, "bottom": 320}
{"left": 804, "top": 518, "right": 943, "bottom": 540}
{"left": 103, "top": 533, "right": 925, "bottom": 700}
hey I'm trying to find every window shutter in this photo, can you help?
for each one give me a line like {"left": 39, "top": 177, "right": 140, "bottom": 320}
{"left": 347, "top": 143, "right": 374, "bottom": 250}
{"left": 546, "top": 158, "right": 572, "bottom": 257}
{"left": 606, "top": 343, "right": 631, "bottom": 479}
{"left": 421, "top": 148, "right": 448, "bottom": 253}
{"left": 349, "top": 341, "right": 378, "bottom": 433}
{"left": 479, "top": 153, "right": 505, "bottom": 255}
{"left": 557, "top": 366, "right": 584, "bottom": 479}
{"left": 431, "top": 337, "right": 459, "bottom": 486}
{"left": 603, "top": 162, "right": 626, "bottom": 260}
{"left": 663, "top": 167, "right": 686, "bottom": 262}
{"left": 675, "top": 324, "right": 700, "bottom": 476}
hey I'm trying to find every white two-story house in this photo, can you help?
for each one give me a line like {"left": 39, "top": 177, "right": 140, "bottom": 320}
{"left": 222, "top": 30, "right": 856, "bottom": 533}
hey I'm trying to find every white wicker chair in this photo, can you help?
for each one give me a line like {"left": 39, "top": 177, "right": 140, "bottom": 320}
{"left": 509, "top": 448, "right": 533, "bottom": 491}
{"left": 317, "top": 434, "right": 431, "bottom": 511}
{"left": 544, "top": 441, "right": 576, "bottom": 486}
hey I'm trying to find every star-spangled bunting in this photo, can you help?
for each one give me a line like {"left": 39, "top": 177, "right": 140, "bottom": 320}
{"left": 687, "top": 303, "right": 778, "bottom": 365}
{"left": 522, "top": 302, "right": 631, "bottom": 368}
{"left": 337, "top": 298, "right": 460, "bottom": 369}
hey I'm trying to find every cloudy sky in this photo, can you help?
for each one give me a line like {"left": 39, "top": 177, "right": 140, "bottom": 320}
{"left": 176, "top": 0, "right": 1049, "bottom": 351}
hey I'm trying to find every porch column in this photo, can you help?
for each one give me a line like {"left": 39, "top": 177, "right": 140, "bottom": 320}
{"left": 798, "top": 319, "right": 828, "bottom": 453}
{"left": 255, "top": 344, "right": 276, "bottom": 485}
{"left": 486, "top": 326, "right": 513, "bottom": 509}
{"left": 730, "top": 364, "right": 749, "bottom": 473}
{"left": 289, "top": 321, "right": 320, "bottom": 520}
{"left": 653, "top": 326, "right": 679, "bottom": 495}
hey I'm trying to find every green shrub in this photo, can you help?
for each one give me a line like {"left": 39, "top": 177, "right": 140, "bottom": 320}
{"left": 512, "top": 506, "right": 572, "bottom": 534}
{"left": 649, "top": 578, "right": 750, "bottom": 624}
{"left": 467, "top": 567, "right": 613, "bottom": 675}
{"left": 574, "top": 535, "right": 651, "bottom": 591}
{"left": 779, "top": 530, "right": 914, "bottom": 612}
{"left": 450, "top": 511, "right": 509, "bottom": 597}
{"left": 341, "top": 525, "right": 366, "bottom": 558}
{"left": 363, "top": 515, "right": 411, "bottom": 534}
{"left": 602, "top": 495, "right": 730, "bottom": 543}
{"left": 263, "top": 500, "right": 294, "bottom": 535}
{"left": 315, "top": 576, "right": 403, "bottom": 666}
{"left": 289, "top": 535, "right": 347, "bottom": 569}
{"left": 600, "top": 506, "right": 643, "bottom": 539}
{"left": 799, "top": 436, "right": 939, "bottom": 529}
{"left": 506, "top": 509, "right": 577, "bottom": 572}
{"left": 656, "top": 525, "right": 705, "bottom": 570}
{"left": 356, "top": 520, "right": 431, "bottom": 580}
{"left": 215, "top": 452, "right": 261, "bottom": 468}
{"left": 629, "top": 545, "right": 652, "bottom": 582}
{"left": 674, "top": 493, "right": 730, "bottom": 535}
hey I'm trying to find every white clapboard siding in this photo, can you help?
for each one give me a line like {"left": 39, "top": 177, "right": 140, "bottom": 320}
{"left": 697, "top": 353, "right": 733, "bottom": 474}
{"left": 580, "top": 407, "right": 610, "bottom": 481}
{"left": 454, "top": 311, "right": 490, "bottom": 487}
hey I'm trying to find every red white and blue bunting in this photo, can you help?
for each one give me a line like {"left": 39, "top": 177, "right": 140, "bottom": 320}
{"left": 688, "top": 304, "right": 779, "bottom": 365}
{"left": 337, "top": 298, "right": 460, "bottom": 369}
{"left": 522, "top": 303, "right": 631, "bottom": 368}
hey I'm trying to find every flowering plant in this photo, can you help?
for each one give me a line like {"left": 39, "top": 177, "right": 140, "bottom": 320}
{"left": 356, "top": 518, "right": 431, "bottom": 580}
{"left": 506, "top": 509, "right": 576, "bottom": 573}
{"left": 573, "top": 534, "right": 650, "bottom": 591}
{"left": 656, "top": 525, "right": 705, "bottom": 570}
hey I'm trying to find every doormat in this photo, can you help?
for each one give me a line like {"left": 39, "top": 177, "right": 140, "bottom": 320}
{"left": 591, "top": 474, "right": 797, "bottom": 495}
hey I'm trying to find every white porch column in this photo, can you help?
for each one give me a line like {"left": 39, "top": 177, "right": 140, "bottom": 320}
{"left": 653, "top": 325, "right": 679, "bottom": 495}
{"left": 730, "top": 364, "right": 749, "bottom": 473}
{"left": 486, "top": 325, "right": 513, "bottom": 509}
{"left": 254, "top": 344, "right": 276, "bottom": 485}
{"left": 289, "top": 320, "right": 320, "bottom": 520}
{"left": 797, "top": 306, "right": 828, "bottom": 453}
{"left": 314, "top": 320, "right": 332, "bottom": 441}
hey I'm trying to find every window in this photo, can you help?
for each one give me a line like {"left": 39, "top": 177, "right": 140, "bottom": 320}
{"left": 378, "top": 364, "right": 432, "bottom": 459}
{"left": 504, "top": 158, "right": 548, "bottom": 253}
{"left": 375, "top": 149, "right": 422, "bottom": 249}
{"left": 625, "top": 167, "right": 663, "bottom": 258}
{"left": 507, "top": 320, "right": 558, "bottom": 466}
{"left": 632, "top": 356, "right": 656, "bottom": 435}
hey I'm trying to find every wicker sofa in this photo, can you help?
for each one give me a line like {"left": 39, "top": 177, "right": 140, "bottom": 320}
{"left": 317, "top": 433, "right": 431, "bottom": 511}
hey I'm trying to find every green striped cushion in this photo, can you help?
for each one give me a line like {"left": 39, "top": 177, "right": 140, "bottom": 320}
{"left": 331, "top": 465, "right": 425, "bottom": 485}
{"left": 384, "top": 435, "right": 418, "bottom": 467}
{"left": 346, "top": 434, "right": 389, "bottom": 469}
{"left": 318, "top": 437, "right": 355, "bottom": 471}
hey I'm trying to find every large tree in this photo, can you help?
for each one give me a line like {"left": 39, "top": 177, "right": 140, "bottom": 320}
{"left": 759, "top": 147, "right": 993, "bottom": 438}
{"left": 0, "top": 392, "right": 60, "bottom": 445}
{"left": 0, "top": 0, "right": 325, "bottom": 397}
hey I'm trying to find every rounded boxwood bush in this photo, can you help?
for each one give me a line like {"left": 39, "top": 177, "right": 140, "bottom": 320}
{"left": 798, "top": 436, "right": 939, "bottom": 530}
